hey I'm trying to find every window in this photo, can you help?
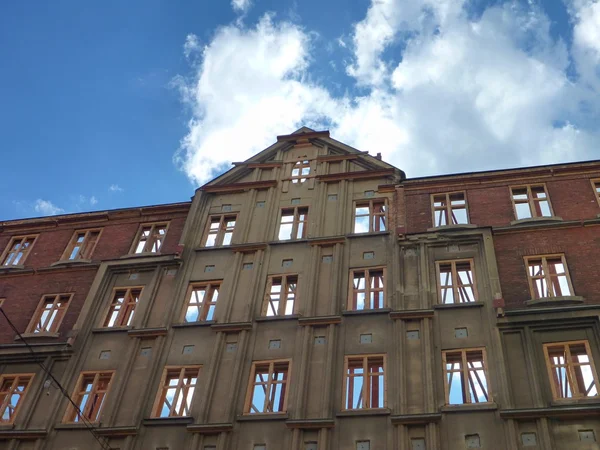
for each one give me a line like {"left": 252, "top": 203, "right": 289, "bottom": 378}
{"left": 354, "top": 200, "right": 387, "bottom": 233}
{"left": 0, "top": 374, "right": 34, "bottom": 424}
{"left": 153, "top": 366, "right": 201, "bottom": 418}
{"left": 442, "top": 348, "right": 491, "bottom": 405}
{"left": 203, "top": 215, "right": 236, "bottom": 247}
{"left": 525, "top": 254, "right": 573, "bottom": 299}
{"left": 436, "top": 260, "right": 477, "bottom": 304}
{"left": 244, "top": 360, "right": 290, "bottom": 414}
{"left": 432, "top": 192, "right": 468, "bottom": 226}
{"left": 183, "top": 282, "right": 220, "bottom": 322}
{"left": 62, "top": 229, "right": 101, "bottom": 260}
{"left": 343, "top": 355, "right": 385, "bottom": 410}
{"left": 262, "top": 275, "right": 297, "bottom": 316}
{"left": 26, "top": 293, "right": 72, "bottom": 333}
{"left": 132, "top": 223, "right": 168, "bottom": 254}
{"left": 278, "top": 207, "right": 308, "bottom": 240}
{"left": 348, "top": 268, "right": 385, "bottom": 310}
{"left": 291, "top": 160, "right": 310, "bottom": 183}
{"left": 592, "top": 179, "right": 600, "bottom": 206}
{"left": 543, "top": 340, "right": 599, "bottom": 400}
{"left": 1, "top": 235, "right": 36, "bottom": 266}
{"left": 64, "top": 371, "right": 114, "bottom": 423}
{"left": 103, "top": 287, "right": 142, "bottom": 328}
{"left": 511, "top": 185, "right": 553, "bottom": 219}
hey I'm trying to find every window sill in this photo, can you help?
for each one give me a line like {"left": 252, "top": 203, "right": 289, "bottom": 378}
{"left": 14, "top": 332, "right": 60, "bottom": 341}
{"left": 347, "top": 231, "right": 390, "bottom": 239}
{"left": 172, "top": 321, "right": 216, "bottom": 328}
{"left": 336, "top": 408, "right": 391, "bottom": 417}
{"left": 525, "top": 296, "right": 585, "bottom": 307}
{"left": 433, "top": 302, "right": 484, "bottom": 310}
{"left": 270, "top": 239, "right": 309, "bottom": 246}
{"left": 121, "top": 252, "right": 161, "bottom": 259}
{"left": 237, "top": 413, "right": 288, "bottom": 421}
{"left": 142, "top": 417, "right": 194, "bottom": 426}
{"left": 441, "top": 403, "right": 497, "bottom": 413}
{"left": 50, "top": 259, "right": 93, "bottom": 267}
{"left": 255, "top": 315, "right": 300, "bottom": 322}
{"left": 0, "top": 264, "right": 26, "bottom": 272}
{"left": 91, "top": 326, "right": 132, "bottom": 334}
{"left": 0, "top": 424, "right": 14, "bottom": 431}
{"left": 55, "top": 422, "right": 101, "bottom": 430}
{"left": 195, "top": 245, "right": 233, "bottom": 252}
{"left": 427, "top": 224, "right": 477, "bottom": 232}
{"left": 510, "top": 216, "right": 563, "bottom": 226}
{"left": 342, "top": 308, "right": 391, "bottom": 316}
{"left": 550, "top": 397, "right": 600, "bottom": 407}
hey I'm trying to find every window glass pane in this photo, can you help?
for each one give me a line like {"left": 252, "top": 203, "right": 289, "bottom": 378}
{"left": 515, "top": 202, "right": 532, "bottom": 219}
{"left": 354, "top": 216, "right": 370, "bottom": 233}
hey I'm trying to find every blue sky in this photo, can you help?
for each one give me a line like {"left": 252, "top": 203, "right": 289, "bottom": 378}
{"left": 1, "top": 0, "right": 600, "bottom": 220}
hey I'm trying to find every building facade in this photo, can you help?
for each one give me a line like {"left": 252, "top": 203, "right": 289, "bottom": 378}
{"left": 1, "top": 128, "right": 600, "bottom": 450}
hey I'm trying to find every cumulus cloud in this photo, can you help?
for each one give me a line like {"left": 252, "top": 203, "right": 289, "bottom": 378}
{"left": 34, "top": 199, "right": 64, "bottom": 216}
{"left": 175, "top": 1, "right": 600, "bottom": 185}
{"left": 568, "top": 0, "right": 600, "bottom": 91}
{"left": 232, "top": 0, "right": 252, "bottom": 14}
{"left": 109, "top": 184, "right": 124, "bottom": 193}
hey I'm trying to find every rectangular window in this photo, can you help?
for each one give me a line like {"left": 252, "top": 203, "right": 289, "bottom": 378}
{"left": 432, "top": 192, "right": 468, "bottom": 227}
{"left": 26, "top": 293, "right": 72, "bottom": 333}
{"left": 343, "top": 355, "right": 386, "bottom": 410}
{"left": 132, "top": 223, "right": 168, "bottom": 254}
{"left": 544, "top": 340, "right": 599, "bottom": 400}
{"left": 348, "top": 268, "right": 385, "bottom": 310}
{"left": 511, "top": 185, "right": 553, "bottom": 219}
{"left": 0, "top": 374, "right": 34, "bottom": 424}
{"left": 103, "top": 287, "right": 142, "bottom": 328}
{"left": 525, "top": 254, "right": 573, "bottom": 299}
{"left": 1, "top": 235, "right": 37, "bottom": 266}
{"left": 291, "top": 160, "right": 310, "bottom": 183}
{"left": 263, "top": 275, "right": 297, "bottom": 316}
{"left": 62, "top": 229, "right": 101, "bottom": 261}
{"left": 244, "top": 360, "right": 290, "bottom": 414}
{"left": 64, "top": 371, "right": 114, "bottom": 423}
{"left": 278, "top": 207, "right": 308, "bottom": 240}
{"left": 442, "top": 348, "right": 491, "bottom": 405}
{"left": 183, "top": 282, "right": 220, "bottom": 322}
{"left": 436, "top": 260, "right": 477, "bottom": 304}
{"left": 354, "top": 200, "right": 387, "bottom": 233}
{"left": 204, "top": 215, "right": 236, "bottom": 247}
{"left": 592, "top": 179, "right": 600, "bottom": 206}
{"left": 153, "top": 366, "right": 201, "bottom": 418}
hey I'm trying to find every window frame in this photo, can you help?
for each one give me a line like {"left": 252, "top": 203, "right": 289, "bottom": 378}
{"left": 0, "top": 373, "right": 35, "bottom": 424}
{"left": 353, "top": 199, "right": 388, "bottom": 234}
{"left": 181, "top": 281, "right": 221, "bottom": 323}
{"left": 591, "top": 178, "right": 600, "bottom": 207}
{"left": 342, "top": 354, "right": 387, "bottom": 411}
{"left": 510, "top": 184, "right": 554, "bottom": 220}
{"left": 129, "top": 222, "right": 169, "bottom": 255}
{"left": 291, "top": 160, "right": 311, "bottom": 183}
{"left": 435, "top": 259, "right": 478, "bottom": 304}
{"left": 347, "top": 267, "right": 386, "bottom": 311}
{"left": 431, "top": 191, "right": 469, "bottom": 227}
{"left": 524, "top": 254, "right": 574, "bottom": 299}
{"left": 278, "top": 206, "right": 309, "bottom": 240}
{"left": 543, "top": 340, "right": 600, "bottom": 401}
{"left": 63, "top": 370, "right": 115, "bottom": 423}
{"left": 442, "top": 347, "right": 492, "bottom": 405}
{"left": 151, "top": 365, "right": 202, "bottom": 418}
{"left": 102, "top": 286, "right": 143, "bottom": 328}
{"left": 0, "top": 235, "right": 38, "bottom": 267}
{"left": 262, "top": 274, "right": 299, "bottom": 317}
{"left": 61, "top": 228, "right": 102, "bottom": 261}
{"left": 202, "top": 214, "right": 237, "bottom": 247}
{"left": 243, "top": 359, "right": 292, "bottom": 415}
{"left": 26, "top": 293, "right": 73, "bottom": 334}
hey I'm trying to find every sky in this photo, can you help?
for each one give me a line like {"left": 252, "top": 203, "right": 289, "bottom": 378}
{"left": 1, "top": 0, "right": 600, "bottom": 220}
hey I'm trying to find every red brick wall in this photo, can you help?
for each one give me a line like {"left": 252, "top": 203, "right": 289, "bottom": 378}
{"left": 494, "top": 226, "right": 600, "bottom": 309}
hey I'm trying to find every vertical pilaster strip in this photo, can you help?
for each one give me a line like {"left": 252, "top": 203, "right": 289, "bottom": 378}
{"left": 318, "top": 428, "right": 328, "bottom": 450}
{"left": 423, "top": 317, "right": 435, "bottom": 411}
{"left": 198, "top": 331, "right": 225, "bottom": 422}
{"left": 307, "top": 245, "right": 321, "bottom": 316}
{"left": 225, "top": 329, "right": 251, "bottom": 422}
{"left": 223, "top": 251, "right": 243, "bottom": 322}
{"left": 107, "top": 336, "right": 139, "bottom": 424}
{"left": 321, "top": 323, "right": 336, "bottom": 417}
{"left": 330, "top": 243, "right": 343, "bottom": 316}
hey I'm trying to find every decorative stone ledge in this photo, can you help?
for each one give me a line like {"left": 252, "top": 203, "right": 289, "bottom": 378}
{"left": 95, "top": 426, "right": 138, "bottom": 437}
{"left": 127, "top": 327, "right": 168, "bottom": 338}
{"left": 255, "top": 315, "right": 300, "bottom": 323}
{"left": 50, "top": 259, "right": 93, "bottom": 267}
{"left": 441, "top": 403, "right": 497, "bottom": 413}
{"left": 298, "top": 315, "right": 342, "bottom": 326}
{"left": 347, "top": 231, "right": 391, "bottom": 240}
{"left": 342, "top": 308, "right": 391, "bottom": 317}
{"left": 433, "top": 302, "right": 484, "bottom": 310}
{"left": 211, "top": 322, "right": 253, "bottom": 333}
{"left": 14, "top": 332, "right": 60, "bottom": 342}
{"left": 142, "top": 417, "right": 194, "bottom": 426}
{"left": 285, "top": 418, "right": 335, "bottom": 429}
{"left": 389, "top": 309, "right": 434, "bottom": 320}
{"left": 91, "top": 326, "right": 131, "bottom": 334}
{"left": 0, "top": 428, "right": 47, "bottom": 440}
{"left": 525, "top": 296, "right": 585, "bottom": 307}
{"left": 390, "top": 412, "right": 442, "bottom": 425}
{"left": 236, "top": 413, "right": 288, "bottom": 422}
{"left": 336, "top": 408, "right": 391, "bottom": 418}
{"left": 500, "top": 403, "right": 600, "bottom": 419}
{"left": 172, "top": 321, "right": 215, "bottom": 329}
{"left": 187, "top": 423, "right": 233, "bottom": 434}
{"left": 509, "top": 216, "right": 563, "bottom": 227}
{"left": 427, "top": 224, "right": 478, "bottom": 232}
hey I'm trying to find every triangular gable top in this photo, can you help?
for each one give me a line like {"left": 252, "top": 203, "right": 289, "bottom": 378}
{"left": 199, "top": 127, "right": 405, "bottom": 190}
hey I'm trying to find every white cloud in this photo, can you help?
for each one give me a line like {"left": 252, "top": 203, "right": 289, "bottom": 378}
{"left": 109, "top": 184, "right": 124, "bottom": 193}
{"left": 34, "top": 199, "right": 64, "bottom": 216}
{"left": 90, "top": 196, "right": 98, "bottom": 206}
{"left": 232, "top": 0, "right": 252, "bottom": 14}
{"left": 569, "top": 0, "right": 600, "bottom": 91}
{"left": 183, "top": 34, "right": 200, "bottom": 59}
{"left": 175, "top": 1, "right": 600, "bottom": 184}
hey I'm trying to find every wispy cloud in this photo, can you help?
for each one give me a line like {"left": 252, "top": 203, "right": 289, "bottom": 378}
{"left": 34, "top": 199, "right": 64, "bottom": 216}
{"left": 109, "top": 184, "right": 124, "bottom": 193}
{"left": 232, "top": 0, "right": 252, "bottom": 14}
{"left": 90, "top": 196, "right": 98, "bottom": 205}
